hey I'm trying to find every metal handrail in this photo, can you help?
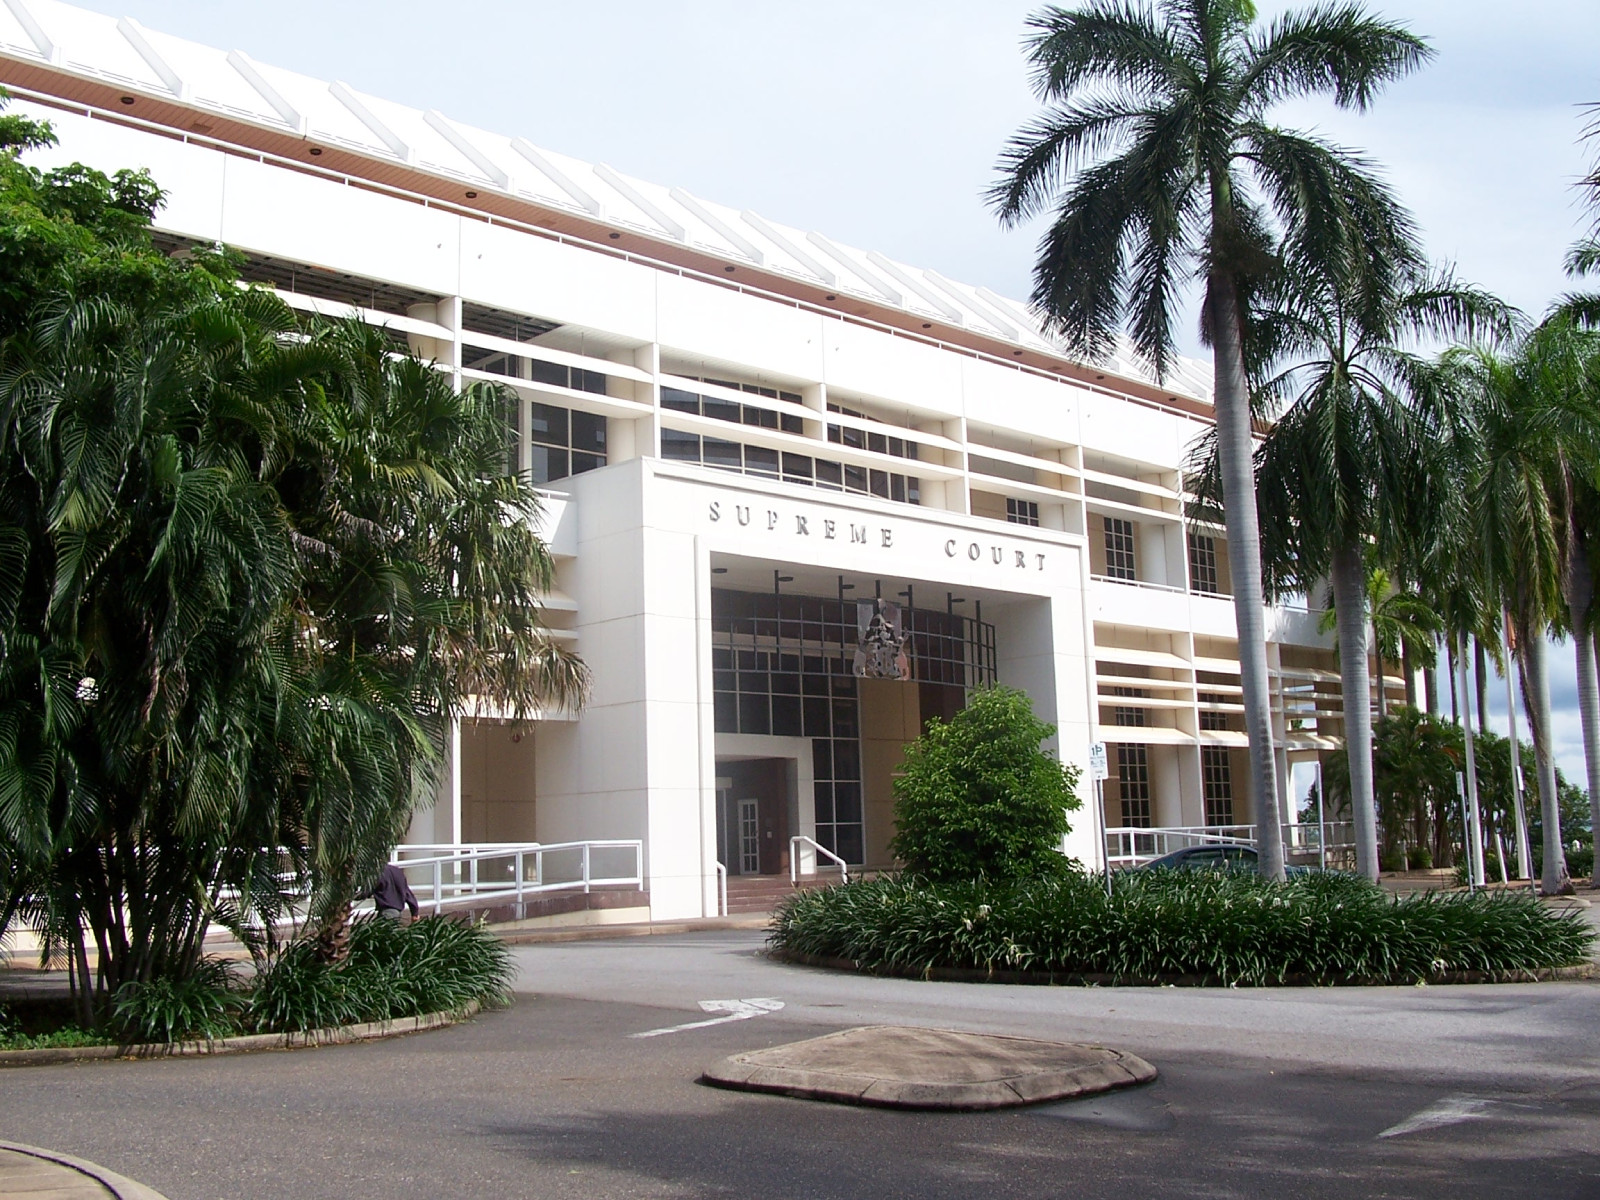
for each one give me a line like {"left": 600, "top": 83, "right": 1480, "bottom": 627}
{"left": 1103, "top": 822, "right": 1355, "bottom": 869}
{"left": 790, "top": 836, "right": 850, "bottom": 885}
{"left": 390, "top": 840, "right": 644, "bottom": 916}
{"left": 714, "top": 861, "right": 728, "bottom": 917}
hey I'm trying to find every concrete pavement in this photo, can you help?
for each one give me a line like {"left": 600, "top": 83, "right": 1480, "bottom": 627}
{"left": 1, "top": 930, "right": 1597, "bottom": 1198}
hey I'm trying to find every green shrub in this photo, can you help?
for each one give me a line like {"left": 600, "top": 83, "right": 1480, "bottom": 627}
{"left": 112, "top": 959, "right": 241, "bottom": 1043}
{"left": 888, "top": 686, "right": 1081, "bottom": 882}
{"left": 1380, "top": 847, "right": 1406, "bottom": 873}
{"left": 770, "top": 869, "right": 1595, "bottom": 986}
{"left": 248, "top": 915, "right": 511, "bottom": 1033}
{"left": 1408, "top": 845, "right": 1434, "bottom": 870}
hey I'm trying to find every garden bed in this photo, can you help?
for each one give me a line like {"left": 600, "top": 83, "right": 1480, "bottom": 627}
{"left": 0, "top": 1000, "right": 479, "bottom": 1068}
{"left": 768, "top": 871, "right": 1598, "bottom": 988}
{"left": 0, "top": 915, "right": 512, "bottom": 1059}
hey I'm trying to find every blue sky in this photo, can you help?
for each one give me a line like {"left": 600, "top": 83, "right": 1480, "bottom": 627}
{"left": 57, "top": 0, "right": 1600, "bottom": 782}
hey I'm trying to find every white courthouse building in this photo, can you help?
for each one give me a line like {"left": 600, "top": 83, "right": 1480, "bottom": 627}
{"left": 0, "top": 1, "right": 1368, "bottom": 921}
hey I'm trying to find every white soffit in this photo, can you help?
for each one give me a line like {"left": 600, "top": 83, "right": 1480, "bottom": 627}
{"left": 0, "top": 0, "right": 1215, "bottom": 405}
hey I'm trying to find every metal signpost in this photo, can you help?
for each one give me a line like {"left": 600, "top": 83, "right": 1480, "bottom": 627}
{"left": 1089, "top": 741, "right": 1110, "bottom": 895}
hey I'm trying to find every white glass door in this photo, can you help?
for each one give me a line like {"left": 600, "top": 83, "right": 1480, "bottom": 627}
{"left": 738, "top": 799, "right": 760, "bottom": 874}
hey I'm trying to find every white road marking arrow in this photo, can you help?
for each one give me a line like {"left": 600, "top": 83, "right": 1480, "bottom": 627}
{"left": 629, "top": 998, "right": 785, "bottom": 1039}
{"left": 1378, "top": 1095, "right": 1499, "bottom": 1139}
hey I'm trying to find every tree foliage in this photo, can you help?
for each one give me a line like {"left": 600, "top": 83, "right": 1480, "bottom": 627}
{"left": 888, "top": 686, "right": 1080, "bottom": 883}
{"left": 0, "top": 93, "right": 586, "bottom": 1022}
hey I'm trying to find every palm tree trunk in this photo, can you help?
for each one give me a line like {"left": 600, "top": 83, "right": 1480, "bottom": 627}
{"left": 1374, "top": 645, "right": 1388, "bottom": 718}
{"left": 1208, "top": 271, "right": 1284, "bottom": 880}
{"left": 1402, "top": 642, "right": 1417, "bottom": 709}
{"left": 1331, "top": 544, "right": 1379, "bottom": 880}
{"left": 1446, "top": 642, "right": 1458, "bottom": 724}
{"left": 1565, "top": 527, "right": 1600, "bottom": 887}
{"left": 1518, "top": 629, "right": 1571, "bottom": 894}
{"left": 1456, "top": 643, "right": 1485, "bottom": 887}
{"left": 1474, "top": 640, "right": 1490, "bottom": 733}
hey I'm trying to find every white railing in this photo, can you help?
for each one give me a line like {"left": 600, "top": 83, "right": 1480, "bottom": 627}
{"left": 790, "top": 836, "right": 850, "bottom": 885}
{"left": 1104, "top": 822, "right": 1356, "bottom": 870}
{"left": 714, "top": 860, "right": 728, "bottom": 917}
{"left": 390, "top": 840, "right": 644, "bottom": 917}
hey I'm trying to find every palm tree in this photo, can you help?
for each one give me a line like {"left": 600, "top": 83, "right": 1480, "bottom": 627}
{"left": 989, "top": 0, "right": 1430, "bottom": 877}
{"left": 1460, "top": 317, "right": 1600, "bottom": 893}
{"left": 1197, "top": 245, "right": 1506, "bottom": 879}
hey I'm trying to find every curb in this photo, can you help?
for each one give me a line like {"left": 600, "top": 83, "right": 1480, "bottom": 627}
{"left": 0, "top": 999, "right": 479, "bottom": 1068}
{"left": 770, "top": 950, "right": 1597, "bottom": 988}
{"left": 0, "top": 1140, "right": 170, "bottom": 1199}
{"left": 494, "top": 916, "right": 769, "bottom": 945}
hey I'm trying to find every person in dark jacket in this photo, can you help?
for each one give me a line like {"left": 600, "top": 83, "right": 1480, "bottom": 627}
{"left": 370, "top": 862, "right": 420, "bottom": 920}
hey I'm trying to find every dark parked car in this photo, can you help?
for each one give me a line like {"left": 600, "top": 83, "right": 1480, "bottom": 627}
{"left": 1138, "top": 845, "right": 1311, "bottom": 875}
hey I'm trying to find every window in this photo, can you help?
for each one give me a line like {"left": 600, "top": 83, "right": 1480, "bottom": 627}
{"left": 1109, "top": 687, "right": 1149, "bottom": 727}
{"left": 529, "top": 401, "right": 607, "bottom": 485}
{"left": 1201, "top": 747, "right": 1234, "bottom": 825}
{"left": 530, "top": 358, "right": 609, "bottom": 395}
{"left": 1006, "top": 498, "right": 1040, "bottom": 526}
{"left": 1188, "top": 532, "right": 1220, "bottom": 594}
{"left": 1117, "top": 744, "right": 1151, "bottom": 827}
{"left": 1199, "top": 692, "right": 1230, "bottom": 730}
{"left": 1104, "top": 517, "right": 1137, "bottom": 580}
{"left": 666, "top": 381, "right": 806, "bottom": 434}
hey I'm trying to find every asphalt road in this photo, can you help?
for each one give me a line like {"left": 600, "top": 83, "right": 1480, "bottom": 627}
{"left": 2, "top": 930, "right": 1599, "bottom": 1200}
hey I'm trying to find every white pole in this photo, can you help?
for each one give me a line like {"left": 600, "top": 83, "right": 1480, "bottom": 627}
{"left": 1456, "top": 773, "right": 1474, "bottom": 891}
{"left": 1503, "top": 623, "right": 1533, "bottom": 882}
{"left": 1456, "top": 645, "right": 1486, "bottom": 887}
{"left": 1316, "top": 760, "right": 1327, "bottom": 872}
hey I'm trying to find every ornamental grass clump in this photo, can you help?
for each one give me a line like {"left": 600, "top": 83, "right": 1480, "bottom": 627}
{"left": 769, "top": 871, "right": 1594, "bottom": 986}
{"left": 248, "top": 915, "right": 513, "bottom": 1034}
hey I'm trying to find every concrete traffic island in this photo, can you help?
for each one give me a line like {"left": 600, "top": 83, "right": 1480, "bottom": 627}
{"left": 0, "top": 1141, "right": 170, "bottom": 1199}
{"left": 701, "top": 1025, "right": 1157, "bottom": 1110}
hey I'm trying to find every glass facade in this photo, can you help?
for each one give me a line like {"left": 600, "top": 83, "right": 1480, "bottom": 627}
{"left": 1188, "top": 532, "right": 1220, "bottom": 594}
{"left": 1006, "top": 498, "right": 1040, "bottom": 526}
{"left": 1103, "top": 516, "right": 1137, "bottom": 580}
{"left": 1201, "top": 746, "right": 1235, "bottom": 825}
{"left": 1117, "top": 743, "right": 1152, "bottom": 827}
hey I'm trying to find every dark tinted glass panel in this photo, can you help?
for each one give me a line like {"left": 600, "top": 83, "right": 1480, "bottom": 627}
{"left": 782, "top": 454, "right": 813, "bottom": 482}
{"left": 781, "top": 413, "right": 804, "bottom": 434}
{"left": 570, "top": 451, "right": 605, "bottom": 476}
{"left": 813, "top": 783, "right": 834, "bottom": 824}
{"left": 813, "top": 740, "right": 833, "bottom": 780}
{"left": 867, "top": 431, "right": 887, "bottom": 455}
{"left": 834, "top": 824, "right": 864, "bottom": 865}
{"left": 907, "top": 477, "right": 921, "bottom": 503}
{"left": 870, "top": 470, "right": 890, "bottom": 498}
{"left": 713, "top": 692, "right": 738, "bottom": 733}
{"left": 844, "top": 465, "right": 868, "bottom": 493}
{"left": 815, "top": 459, "right": 842, "bottom": 489}
{"left": 841, "top": 425, "right": 864, "bottom": 450}
{"left": 530, "top": 402, "right": 568, "bottom": 446}
{"left": 832, "top": 739, "right": 860, "bottom": 780}
{"left": 529, "top": 445, "right": 568, "bottom": 485}
{"left": 528, "top": 359, "right": 567, "bottom": 387}
{"left": 771, "top": 695, "right": 802, "bottom": 737}
{"left": 833, "top": 782, "right": 862, "bottom": 823}
{"left": 661, "top": 430, "right": 700, "bottom": 462}
{"left": 662, "top": 387, "right": 700, "bottom": 413}
{"left": 780, "top": 390, "right": 803, "bottom": 405}
{"left": 744, "top": 445, "right": 779, "bottom": 476}
{"left": 827, "top": 425, "right": 843, "bottom": 444}
{"left": 890, "top": 475, "right": 906, "bottom": 503}
{"left": 704, "top": 396, "right": 742, "bottom": 424}
{"left": 738, "top": 693, "right": 770, "bottom": 735}
{"left": 771, "top": 670, "right": 800, "bottom": 695}
{"left": 703, "top": 437, "right": 742, "bottom": 470}
{"left": 571, "top": 410, "right": 606, "bottom": 453}
{"left": 574, "top": 369, "right": 608, "bottom": 395}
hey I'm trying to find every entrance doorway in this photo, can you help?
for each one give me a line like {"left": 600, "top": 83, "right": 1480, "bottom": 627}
{"left": 714, "top": 757, "right": 791, "bottom": 875}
